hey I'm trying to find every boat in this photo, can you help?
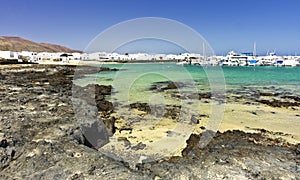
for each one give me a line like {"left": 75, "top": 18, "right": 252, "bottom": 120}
{"left": 258, "top": 52, "right": 278, "bottom": 66}
{"left": 176, "top": 61, "right": 189, "bottom": 65}
{"left": 220, "top": 51, "right": 258, "bottom": 66}
{"left": 176, "top": 55, "right": 202, "bottom": 66}
{"left": 283, "top": 57, "right": 298, "bottom": 67}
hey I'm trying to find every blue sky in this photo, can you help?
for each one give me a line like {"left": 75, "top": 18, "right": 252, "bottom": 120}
{"left": 1, "top": 0, "right": 300, "bottom": 55}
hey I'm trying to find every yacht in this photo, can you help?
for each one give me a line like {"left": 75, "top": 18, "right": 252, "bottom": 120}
{"left": 283, "top": 56, "right": 299, "bottom": 67}
{"left": 220, "top": 51, "right": 258, "bottom": 66}
{"left": 258, "top": 52, "right": 280, "bottom": 66}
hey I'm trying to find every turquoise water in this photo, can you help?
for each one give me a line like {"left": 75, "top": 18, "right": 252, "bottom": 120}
{"left": 75, "top": 63, "right": 300, "bottom": 105}
{"left": 222, "top": 66, "right": 300, "bottom": 86}
{"left": 94, "top": 63, "right": 300, "bottom": 88}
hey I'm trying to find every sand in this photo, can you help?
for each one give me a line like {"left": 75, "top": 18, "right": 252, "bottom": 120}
{"left": 98, "top": 99, "right": 300, "bottom": 167}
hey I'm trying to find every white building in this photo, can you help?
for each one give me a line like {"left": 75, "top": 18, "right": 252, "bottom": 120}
{"left": 18, "top": 51, "right": 38, "bottom": 62}
{"left": 128, "top": 53, "right": 151, "bottom": 60}
{"left": 166, "top": 54, "right": 185, "bottom": 60}
{"left": 37, "top": 52, "right": 67, "bottom": 62}
{"left": 88, "top": 52, "right": 110, "bottom": 60}
{"left": 81, "top": 53, "right": 89, "bottom": 60}
{"left": 0, "top": 51, "right": 18, "bottom": 59}
{"left": 71, "top": 52, "right": 82, "bottom": 60}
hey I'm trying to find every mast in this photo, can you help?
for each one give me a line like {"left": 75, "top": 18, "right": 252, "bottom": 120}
{"left": 202, "top": 42, "right": 205, "bottom": 64}
{"left": 253, "top": 42, "right": 256, "bottom": 56}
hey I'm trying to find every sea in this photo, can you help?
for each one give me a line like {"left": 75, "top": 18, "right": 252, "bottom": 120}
{"left": 75, "top": 62, "right": 300, "bottom": 95}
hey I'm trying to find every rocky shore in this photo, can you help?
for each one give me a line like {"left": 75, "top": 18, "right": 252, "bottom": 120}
{"left": 0, "top": 64, "right": 299, "bottom": 179}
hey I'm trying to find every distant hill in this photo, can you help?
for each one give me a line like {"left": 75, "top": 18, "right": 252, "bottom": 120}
{"left": 0, "top": 36, "right": 82, "bottom": 53}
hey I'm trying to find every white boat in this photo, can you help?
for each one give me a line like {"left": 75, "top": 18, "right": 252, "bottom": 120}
{"left": 220, "top": 51, "right": 258, "bottom": 66}
{"left": 176, "top": 61, "right": 189, "bottom": 65}
{"left": 258, "top": 52, "right": 289, "bottom": 66}
{"left": 283, "top": 57, "right": 298, "bottom": 67}
{"left": 176, "top": 56, "right": 202, "bottom": 66}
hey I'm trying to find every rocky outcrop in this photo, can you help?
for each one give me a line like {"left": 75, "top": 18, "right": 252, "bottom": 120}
{"left": 138, "top": 130, "right": 300, "bottom": 179}
{"left": 257, "top": 99, "right": 300, "bottom": 108}
{"left": 149, "top": 81, "right": 185, "bottom": 92}
{"left": 0, "top": 64, "right": 138, "bottom": 179}
{"left": 226, "top": 87, "right": 300, "bottom": 108}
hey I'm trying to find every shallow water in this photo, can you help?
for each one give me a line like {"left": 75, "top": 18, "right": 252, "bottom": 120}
{"left": 78, "top": 63, "right": 300, "bottom": 95}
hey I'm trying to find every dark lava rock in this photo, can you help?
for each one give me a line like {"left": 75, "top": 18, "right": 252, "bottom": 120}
{"left": 281, "top": 95, "right": 300, "bottom": 102}
{"left": 149, "top": 81, "right": 184, "bottom": 92}
{"left": 165, "top": 82, "right": 178, "bottom": 90}
{"left": 198, "top": 92, "right": 212, "bottom": 99}
{"left": 190, "top": 115, "right": 200, "bottom": 124}
{"left": 0, "top": 139, "right": 8, "bottom": 148}
{"left": 117, "top": 137, "right": 131, "bottom": 147}
{"left": 96, "top": 100, "right": 113, "bottom": 112}
{"left": 296, "top": 144, "right": 300, "bottom": 155}
{"left": 257, "top": 99, "right": 300, "bottom": 108}
{"left": 258, "top": 92, "right": 278, "bottom": 97}
{"left": 163, "top": 105, "right": 181, "bottom": 120}
{"left": 119, "top": 126, "right": 133, "bottom": 134}
{"left": 94, "top": 84, "right": 112, "bottom": 96}
{"left": 131, "top": 142, "right": 146, "bottom": 151}
{"left": 138, "top": 130, "right": 300, "bottom": 179}
{"left": 129, "top": 102, "right": 151, "bottom": 113}
{"left": 0, "top": 65, "right": 142, "bottom": 179}
{"left": 101, "top": 116, "right": 116, "bottom": 136}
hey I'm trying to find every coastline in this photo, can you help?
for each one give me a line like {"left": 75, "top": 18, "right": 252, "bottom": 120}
{"left": 0, "top": 64, "right": 299, "bottom": 179}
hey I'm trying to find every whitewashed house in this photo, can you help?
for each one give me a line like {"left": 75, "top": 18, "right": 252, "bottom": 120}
{"left": 125, "top": 53, "right": 150, "bottom": 60}
{"left": 81, "top": 53, "right": 89, "bottom": 60}
{"left": 87, "top": 52, "right": 97, "bottom": 60}
{"left": 87, "top": 52, "right": 110, "bottom": 60}
{"left": 37, "top": 52, "right": 61, "bottom": 61}
{"left": 166, "top": 54, "right": 180, "bottom": 60}
{"left": 18, "top": 51, "right": 38, "bottom": 62}
{"left": 118, "top": 54, "right": 131, "bottom": 60}
{"left": 0, "top": 51, "right": 18, "bottom": 59}
{"left": 153, "top": 54, "right": 167, "bottom": 60}
{"left": 106, "top": 53, "right": 121, "bottom": 60}
{"left": 71, "top": 52, "right": 82, "bottom": 60}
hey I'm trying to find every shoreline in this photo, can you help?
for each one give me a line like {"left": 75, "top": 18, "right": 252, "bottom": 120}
{"left": 0, "top": 64, "right": 299, "bottom": 179}
{"left": 1, "top": 59, "right": 300, "bottom": 68}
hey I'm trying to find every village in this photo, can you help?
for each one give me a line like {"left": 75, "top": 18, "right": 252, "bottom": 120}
{"left": 1, "top": 50, "right": 300, "bottom": 67}
{"left": 0, "top": 50, "right": 212, "bottom": 63}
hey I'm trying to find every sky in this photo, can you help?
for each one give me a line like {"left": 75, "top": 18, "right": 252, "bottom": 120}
{"left": 1, "top": 0, "right": 300, "bottom": 55}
